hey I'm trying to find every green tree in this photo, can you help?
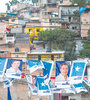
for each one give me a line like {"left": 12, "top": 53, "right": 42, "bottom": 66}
{"left": 73, "top": 10, "right": 80, "bottom": 21}
{"left": 80, "top": 29, "right": 90, "bottom": 58}
{"left": 72, "top": 0, "right": 86, "bottom": 7}
{"left": 5, "top": 3, "right": 10, "bottom": 11}
{"left": 20, "top": 0, "right": 26, "bottom": 3}
{"left": 5, "top": 0, "right": 20, "bottom": 11}
{"left": 86, "top": 1, "right": 90, "bottom": 5}
{"left": 10, "top": 0, "right": 19, "bottom": 6}
{"left": 38, "top": 28, "right": 79, "bottom": 60}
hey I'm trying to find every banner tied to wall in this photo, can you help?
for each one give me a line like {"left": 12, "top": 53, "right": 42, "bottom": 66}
{"left": 0, "top": 58, "right": 89, "bottom": 96}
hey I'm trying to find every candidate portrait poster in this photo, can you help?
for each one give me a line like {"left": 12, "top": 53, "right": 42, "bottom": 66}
{"left": 5, "top": 59, "right": 23, "bottom": 79}
{"left": 0, "top": 58, "right": 7, "bottom": 78}
{"left": 26, "top": 75, "right": 37, "bottom": 95}
{"left": 55, "top": 61, "right": 71, "bottom": 89}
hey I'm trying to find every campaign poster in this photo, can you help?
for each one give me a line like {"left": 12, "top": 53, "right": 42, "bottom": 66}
{"left": 0, "top": 58, "right": 7, "bottom": 77}
{"left": 5, "top": 59, "right": 23, "bottom": 79}
{"left": 69, "top": 60, "right": 87, "bottom": 84}
{"left": 42, "top": 61, "right": 54, "bottom": 83}
{"left": 82, "top": 80, "right": 90, "bottom": 92}
{"left": 49, "top": 77, "right": 62, "bottom": 93}
{"left": 72, "top": 83, "right": 87, "bottom": 93}
{"left": 27, "top": 60, "right": 44, "bottom": 74}
{"left": 26, "top": 75, "right": 37, "bottom": 95}
{"left": 55, "top": 61, "right": 71, "bottom": 89}
{"left": 3, "top": 78, "right": 14, "bottom": 88}
{"left": 37, "top": 77, "right": 51, "bottom": 96}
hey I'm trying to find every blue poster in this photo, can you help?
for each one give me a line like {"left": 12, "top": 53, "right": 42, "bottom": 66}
{"left": 26, "top": 75, "right": 37, "bottom": 95}
{"left": 3, "top": 78, "right": 14, "bottom": 88}
{"left": 55, "top": 61, "right": 71, "bottom": 82}
{"left": 0, "top": 58, "right": 7, "bottom": 77}
{"left": 42, "top": 61, "right": 54, "bottom": 81}
{"left": 37, "top": 77, "right": 51, "bottom": 96}
{"left": 5, "top": 59, "right": 23, "bottom": 79}
{"left": 72, "top": 83, "right": 87, "bottom": 93}
{"left": 82, "top": 80, "right": 90, "bottom": 92}
{"left": 27, "top": 60, "right": 44, "bottom": 73}
{"left": 69, "top": 61, "right": 87, "bottom": 84}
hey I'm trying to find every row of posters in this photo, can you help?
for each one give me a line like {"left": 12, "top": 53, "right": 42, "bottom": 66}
{"left": 0, "top": 58, "right": 89, "bottom": 95}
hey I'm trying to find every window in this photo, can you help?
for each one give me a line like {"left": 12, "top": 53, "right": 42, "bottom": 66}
{"left": 11, "top": 19, "right": 15, "bottom": 22}
{"left": 75, "top": 26, "right": 77, "bottom": 29}
{"left": 0, "top": 51, "right": 4, "bottom": 53}
{"left": 31, "top": 55, "right": 35, "bottom": 59}
{"left": 29, "top": 29, "right": 32, "bottom": 33}
{"left": 38, "top": 55, "right": 41, "bottom": 60}
{"left": 72, "top": 27, "right": 75, "bottom": 30}
{"left": 69, "top": 17, "right": 71, "bottom": 22}
{"left": 0, "top": 38, "right": 3, "bottom": 40}
{"left": 15, "top": 48, "right": 19, "bottom": 52}
{"left": 44, "top": 19, "right": 47, "bottom": 23}
{"left": 51, "top": 55, "right": 54, "bottom": 60}
{"left": 37, "top": 29, "right": 40, "bottom": 32}
{"left": 54, "top": 55, "right": 60, "bottom": 59}
{"left": 67, "top": 26, "right": 69, "bottom": 29}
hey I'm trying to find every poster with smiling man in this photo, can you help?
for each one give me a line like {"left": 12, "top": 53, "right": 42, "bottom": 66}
{"left": 5, "top": 59, "right": 23, "bottom": 79}
{"left": 55, "top": 61, "right": 71, "bottom": 89}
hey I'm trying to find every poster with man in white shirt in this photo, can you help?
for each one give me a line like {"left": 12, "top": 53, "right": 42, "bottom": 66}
{"left": 55, "top": 61, "right": 71, "bottom": 89}
{"left": 5, "top": 59, "right": 23, "bottom": 79}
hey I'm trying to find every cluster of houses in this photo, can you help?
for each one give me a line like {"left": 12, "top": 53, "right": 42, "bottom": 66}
{"left": 0, "top": 0, "right": 89, "bottom": 60}
{"left": 0, "top": 0, "right": 90, "bottom": 68}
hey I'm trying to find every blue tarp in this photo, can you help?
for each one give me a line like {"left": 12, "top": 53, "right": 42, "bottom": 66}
{"left": 80, "top": 7, "right": 87, "bottom": 15}
{"left": 7, "top": 13, "right": 17, "bottom": 17}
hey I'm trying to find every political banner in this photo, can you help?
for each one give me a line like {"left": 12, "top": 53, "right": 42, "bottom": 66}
{"left": 49, "top": 77, "right": 75, "bottom": 94}
{"left": 64, "top": 86, "right": 75, "bottom": 94}
{"left": 0, "top": 58, "right": 7, "bottom": 77}
{"left": 82, "top": 80, "right": 90, "bottom": 92}
{"left": 49, "top": 77, "right": 62, "bottom": 93}
{"left": 55, "top": 61, "right": 71, "bottom": 89}
{"left": 27, "top": 60, "right": 44, "bottom": 73}
{"left": 72, "top": 83, "right": 87, "bottom": 93}
{"left": 69, "top": 61, "right": 87, "bottom": 84}
{"left": 55, "top": 81, "right": 70, "bottom": 89}
{"left": 37, "top": 77, "right": 51, "bottom": 96}
{"left": 5, "top": 59, "right": 23, "bottom": 79}
{"left": 26, "top": 75, "right": 37, "bottom": 95}
{"left": 3, "top": 78, "right": 14, "bottom": 88}
{"left": 42, "top": 61, "right": 54, "bottom": 82}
